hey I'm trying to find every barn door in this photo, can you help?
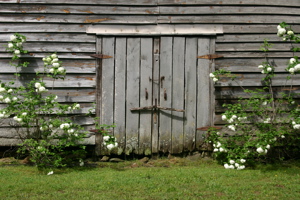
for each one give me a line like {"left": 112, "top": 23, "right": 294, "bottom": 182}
{"left": 96, "top": 36, "right": 214, "bottom": 155}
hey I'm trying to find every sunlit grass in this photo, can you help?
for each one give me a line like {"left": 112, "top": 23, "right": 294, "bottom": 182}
{"left": 1, "top": 158, "right": 300, "bottom": 200}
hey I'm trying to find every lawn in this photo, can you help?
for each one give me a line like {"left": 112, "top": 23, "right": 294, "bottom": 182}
{"left": 0, "top": 157, "right": 300, "bottom": 200}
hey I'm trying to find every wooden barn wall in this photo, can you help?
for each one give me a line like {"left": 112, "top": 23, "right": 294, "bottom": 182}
{"left": 0, "top": 0, "right": 299, "bottom": 152}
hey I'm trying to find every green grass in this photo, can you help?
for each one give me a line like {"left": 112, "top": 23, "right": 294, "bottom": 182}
{"left": 1, "top": 158, "right": 300, "bottom": 200}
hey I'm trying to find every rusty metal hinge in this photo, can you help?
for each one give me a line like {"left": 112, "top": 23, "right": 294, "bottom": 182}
{"left": 90, "top": 54, "right": 113, "bottom": 59}
{"left": 197, "top": 126, "right": 223, "bottom": 131}
{"left": 197, "top": 54, "right": 223, "bottom": 60}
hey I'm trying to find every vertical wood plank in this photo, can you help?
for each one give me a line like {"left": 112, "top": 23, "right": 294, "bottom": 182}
{"left": 126, "top": 37, "right": 140, "bottom": 155}
{"left": 95, "top": 37, "right": 103, "bottom": 156}
{"left": 184, "top": 37, "right": 197, "bottom": 152}
{"left": 159, "top": 37, "right": 173, "bottom": 153}
{"left": 114, "top": 37, "right": 126, "bottom": 154}
{"left": 152, "top": 37, "right": 160, "bottom": 154}
{"left": 196, "top": 37, "right": 211, "bottom": 150}
{"left": 139, "top": 38, "right": 153, "bottom": 155}
{"left": 101, "top": 37, "right": 115, "bottom": 127}
{"left": 171, "top": 37, "right": 185, "bottom": 154}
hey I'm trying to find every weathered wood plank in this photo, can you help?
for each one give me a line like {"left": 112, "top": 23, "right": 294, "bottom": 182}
{"left": 0, "top": 53, "right": 93, "bottom": 59}
{"left": 158, "top": 0, "right": 300, "bottom": 6}
{"left": 0, "top": 42, "right": 95, "bottom": 52}
{"left": 223, "top": 25, "right": 300, "bottom": 33}
{"left": 216, "top": 74, "right": 300, "bottom": 87}
{"left": 158, "top": 15, "right": 299, "bottom": 24}
{"left": 139, "top": 38, "right": 153, "bottom": 155}
{"left": 100, "top": 37, "right": 115, "bottom": 128}
{"left": 152, "top": 38, "right": 160, "bottom": 154}
{"left": 215, "top": 52, "right": 300, "bottom": 58}
{"left": 17, "top": 0, "right": 158, "bottom": 5}
{"left": 215, "top": 58, "right": 291, "bottom": 73}
{"left": 0, "top": 14, "right": 157, "bottom": 24}
{"left": 196, "top": 38, "right": 212, "bottom": 150}
{"left": 159, "top": 37, "right": 172, "bottom": 153}
{"left": 215, "top": 86, "right": 300, "bottom": 99}
{"left": 0, "top": 59, "right": 96, "bottom": 73}
{"left": 114, "top": 37, "right": 126, "bottom": 153}
{"left": 125, "top": 37, "right": 140, "bottom": 155}
{"left": 0, "top": 5, "right": 158, "bottom": 14}
{"left": 0, "top": 33, "right": 95, "bottom": 43}
{"left": 184, "top": 37, "right": 197, "bottom": 152}
{"left": 159, "top": 6, "right": 300, "bottom": 15}
{"left": 216, "top": 34, "right": 283, "bottom": 43}
{"left": 171, "top": 37, "right": 185, "bottom": 154}
{"left": 46, "top": 89, "right": 95, "bottom": 102}
{"left": 216, "top": 43, "right": 300, "bottom": 52}
{"left": 0, "top": 74, "right": 95, "bottom": 88}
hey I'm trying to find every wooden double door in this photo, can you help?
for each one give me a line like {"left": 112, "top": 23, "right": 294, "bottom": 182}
{"left": 97, "top": 36, "right": 214, "bottom": 155}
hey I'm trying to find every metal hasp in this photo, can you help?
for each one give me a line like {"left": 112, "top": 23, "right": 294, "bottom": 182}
{"left": 197, "top": 54, "right": 223, "bottom": 60}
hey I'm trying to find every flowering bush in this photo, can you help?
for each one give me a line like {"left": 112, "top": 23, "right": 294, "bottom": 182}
{"left": 207, "top": 22, "right": 300, "bottom": 170}
{"left": 2, "top": 33, "right": 89, "bottom": 170}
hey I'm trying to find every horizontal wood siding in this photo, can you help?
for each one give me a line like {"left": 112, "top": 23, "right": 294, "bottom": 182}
{"left": 0, "top": 0, "right": 299, "bottom": 150}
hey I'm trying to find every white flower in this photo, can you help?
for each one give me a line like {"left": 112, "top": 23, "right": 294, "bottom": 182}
{"left": 46, "top": 57, "right": 52, "bottom": 62}
{"left": 224, "top": 163, "right": 229, "bottom": 169}
{"left": 240, "top": 159, "right": 246, "bottom": 163}
{"left": 266, "top": 144, "right": 270, "bottom": 149}
{"left": 231, "top": 115, "right": 237, "bottom": 120}
{"left": 79, "top": 159, "right": 84, "bottom": 167}
{"left": 295, "top": 64, "right": 300, "bottom": 71}
{"left": 51, "top": 54, "right": 57, "bottom": 59}
{"left": 287, "top": 30, "right": 294, "bottom": 35}
{"left": 283, "top": 37, "right": 287, "bottom": 41}
{"left": 49, "top": 68, "right": 54, "bottom": 73}
{"left": 38, "top": 86, "right": 47, "bottom": 92}
{"left": 229, "top": 160, "right": 235, "bottom": 165}
{"left": 73, "top": 103, "right": 80, "bottom": 109}
{"left": 216, "top": 142, "right": 221, "bottom": 148}
{"left": 290, "top": 58, "right": 296, "bottom": 64}
{"left": 291, "top": 101, "right": 295, "bottom": 105}
{"left": 219, "top": 147, "right": 224, "bottom": 152}
{"left": 67, "top": 129, "right": 74, "bottom": 134}
{"left": 221, "top": 115, "right": 227, "bottom": 121}
{"left": 16, "top": 42, "right": 22, "bottom": 47}
{"left": 4, "top": 97, "right": 11, "bottom": 103}
{"left": 216, "top": 132, "right": 221, "bottom": 136}
{"left": 229, "top": 165, "right": 235, "bottom": 169}
{"left": 267, "top": 67, "right": 272, "bottom": 72}
{"left": 8, "top": 43, "right": 13, "bottom": 48}
{"left": 292, "top": 121, "right": 296, "bottom": 125}
{"left": 52, "top": 63, "right": 60, "bottom": 68}
{"left": 60, "top": 123, "right": 70, "bottom": 129}
{"left": 0, "top": 95, "right": 3, "bottom": 100}
{"left": 107, "top": 143, "right": 115, "bottom": 150}
{"left": 47, "top": 171, "right": 54, "bottom": 175}
{"left": 293, "top": 124, "right": 300, "bottom": 129}
{"left": 103, "top": 135, "right": 110, "bottom": 141}
{"left": 213, "top": 78, "right": 218, "bottom": 82}
{"left": 14, "top": 50, "right": 20, "bottom": 55}
{"left": 114, "top": 142, "right": 118, "bottom": 147}
{"left": 57, "top": 67, "right": 65, "bottom": 73}
{"left": 13, "top": 116, "right": 22, "bottom": 122}
{"left": 256, "top": 147, "right": 264, "bottom": 153}
{"left": 35, "top": 82, "right": 41, "bottom": 88}
{"left": 7, "top": 89, "right": 13, "bottom": 93}
{"left": 258, "top": 65, "right": 264, "bottom": 69}
{"left": 12, "top": 97, "right": 18, "bottom": 101}
{"left": 0, "top": 88, "right": 6, "bottom": 93}
{"left": 10, "top": 35, "right": 17, "bottom": 41}
{"left": 277, "top": 25, "right": 282, "bottom": 30}
{"left": 209, "top": 73, "right": 215, "bottom": 78}
{"left": 237, "top": 165, "right": 245, "bottom": 170}
{"left": 261, "top": 70, "right": 265, "bottom": 74}
{"left": 289, "top": 68, "right": 295, "bottom": 74}
{"left": 228, "top": 125, "right": 236, "bottom": 131}
{"left": 235, "top": 163, "right": 240, "bottom": 168}
{"left": 263, "top": 118, "right": 271, "bottom": 123}
{"left": 264, "top": 149, "right": 268, "bottom": 154}
{"left": 213, "top": 148, "right": 218, "bottom": 152}
{"left": 277, "top": 28, "right": 286, "bottom": 36}
{"left": 262, "top": 101, "right": 267, "bottom": 106}
{"left": 52, "top": 58, "right": 59, "bottom": 63}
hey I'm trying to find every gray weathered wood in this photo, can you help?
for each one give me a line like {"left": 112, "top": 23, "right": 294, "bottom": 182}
{"left": 171, "top": 37, "right": 185, "bottom": 154}
{"left": 152, "top": 38, "right": 160, "bottom": 154}
{"left": 196, "top": 38, "right": 212, "bottom": 150}
{"left": 125, "top": 37, "right": 140, "bottom": 155}
{"left": 216, "top": 43, "right": 300, "bottom": 52}
{"left": 139, "top": 38, "right": 153, "bottom": 155}
{"left": 184, "top": 37, "right": 197, "bottom": 152}
{"left": 100, "top": 37, "right": 115, "bottom": 129}
{"left": 18, "top": 0, "right": 158, "bottom": 5}
{"left": 114, "top": 37, "right": 127, "bottom": 154}
{"left": 159, "top": 37, "right": 173, "bottom": 153}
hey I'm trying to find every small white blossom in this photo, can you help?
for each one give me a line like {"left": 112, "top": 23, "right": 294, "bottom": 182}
{"left": 8, "top": 43, "right": 13, "bottom": 48}
{"left": 13, "top": 116, "right": 22, "bottom": 122}
{"left": 213, "top": 148, "right": 219, "bottom": 152}
{"left": 12, "top": 97, "right": 18, "bottom": 101}
{"left": 281, "top": 135, "right": 285, "bottom": 139}
{"left": 229, "top": 160, "right": 235, "bottom": 165}
{"left": 14, "top": 50, "right": 20, "bottom": 55}
{"left": 237, "top": 165, "right": 245, "bottom": 170}
{"left": 219, "top": 147, "right": 224, "bottom": 152}
{"left": 107, "top": 143, "right": 115, "bottom": 150}
{"left": 228, "top": 125, "right": 236, "bottom": 131}
{"left": 277, "top": 28, "right": 286, "bottom": 37}
{"left": 52, "top": 58, "right": 59, "bottom": 63}
{"left": 221, "top": 115, "right": 227, "bottom": 121}
{"left": 47, "top": 171, "right": 54, "bottom": 175}
{"left": 266, "top": 144, "right": 270, "bottom": 149}
{"left": 0, "top": 88, "right": 6, "bottom": 93}
{"left": 263, "top": 118, "right": 271, "bottom": 123}
{"left": 229, "top": 165, "right": 235, "bottom": 169}
{"left": 287, "top": 30, "right": 294, "bottom": 35}
{"left": 49, "top": 68, "right": 54, "bottom": 73}
{"left": 209, "top": 73, "right": 215, "bottom": 78}
{"left": 35, "top": 82, "right": 42, "bottom": 88}
{"left": 68, "top": 129, "right": 74, "bottom": 134}
{"left": 103, "top": 135, "right": 110, "bottom": 141}
{"left": 295, "top": 64, "right": 300, "bottom": 71}
{"left": 38, "top": 86, "right": 47, "bottom": 92}
{"left": 52, "top": 63, "right": 60, "bottom": 68}
{"left": 10, "top": 35, "right": 17, "bottom": 41}
{"left": 290, "top": 58, "right": 296, "bottom": 64}
{"left": 231, "top": 115, "right": 237, "bottom": 120}
{"left": 258, "top": 65, "right": 264, "bottom": 69}
{"left": 79, "top": 159, "right": 84, "bottom": 167}
{"left": 114, "top": 142, "right": 118, "bottom": 148}
{"left": 262, "top": 101, "right": 267, "bottom": 106}
{"left": 7, "top": 89, "right": 13, "bottom": 93}
{"left": 212, "top": 77, "right": 218, "bottom": 82}
{"left": 293, "top": 124, "right": 300, "bottom": 129}
{"left": 51, "top": 54, "right": 57, "bottom": 59}
{"left": 4, "top": 97, "right": 11, "bottom": 103}
{"left": 16, "top": 42, "right": 22, "bottom": 47}
{"left": 73, "top": 103, "right": 80, "bottom": 109}
{"left": 267, "top": 67, "right": 272, "bottom": 72}
{"left": 256, "top": 147, "right": 264, "bottom": 153}
{"left": 277, "top": 25, "right": 282, "bottom": 30}
{"left": 235, "top": 163, "right": 240, "bottom": 168}
{"left": 216, "top": 142, "right": 221, "bottom": 148}
{"left": 240, "top": 159, "right": 246, "bottom": 163}
{"left": 289, "top": 68, "right": 295, "bottom": 74}
{"left": 261, "top": 70, "right": 265, "bottom": 74}
{"left": 60, "top": 123, "right": 70, "bottom": 129}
